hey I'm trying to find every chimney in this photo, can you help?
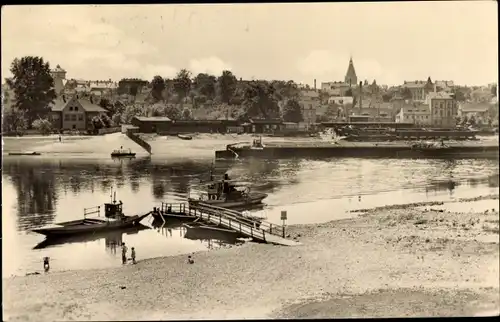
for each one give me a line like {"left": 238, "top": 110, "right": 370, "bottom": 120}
{"left": 359, "top": 81, "right": 363, "bottom": 109}
{"left": 62, "top": 95, "right": 66, "bottom": 103}
{"left": 314, "top": 79, "right": 317, "bottom": 90}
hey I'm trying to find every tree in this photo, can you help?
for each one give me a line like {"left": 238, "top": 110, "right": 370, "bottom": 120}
{"left": 491, "top": 84, "right": 497, "bottom": 97}
{"left": 193, "top": 73, "right": 217, "bottom": 99}
{"left": 164, "top": 105, "right": 181, "bottom": 120}
{"left": 217, "top": 70, "right": 237, "bottom": 104}
{"left": 401, "top": 87, "right": 412, "bottom": 100}
{"left": 112, "top": 113, "right": 122, "bottom": 126}
{"left": 32, "top": 118, "right": 52, "bottom": 135}
{"left": 181, "top": 108, "right": 194, "bottom": 120}
{"left": 282, "top": 99, "right": 303, "bottom": 123}
{"left": 173, "top": 69, "right": 192, "bottom": 104}
{"left": 461, "top": 115, "right": 469, "bottom": 126}
{"left": 242, "top": 81, "right": 279, "bottom": 119}
{"left": 100, "top": 114, "right": 112, "bottom": 128}
{"left": 272, "top": 80, "right": 300, "bottom": 101}
{"left": 2, "top": 108, "right": 28, "bottom": 135}
{"left": 7, "top": 56, "right": 56, "bottom": 126}
{"left": 92, "top": 115, "right": 104, "bottom": 130}
{"left": 468, "top": 114, "right": 476, "bottom": 126}
{"left": 151, "top": 75, "right": 166, "bottom": 102}
{"left": 382, "top": 92, "right": 394, "bottom": 102}
{"left": 453, "top": 88, "right": 467, "bottom": 102}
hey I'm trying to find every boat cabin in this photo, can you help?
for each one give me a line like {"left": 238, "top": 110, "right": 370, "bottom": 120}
{"left": 202, "top": 179, "right": 243, "bottom": 201}
{"left": 104, "top": 201, "right": 124, "bottom": 219}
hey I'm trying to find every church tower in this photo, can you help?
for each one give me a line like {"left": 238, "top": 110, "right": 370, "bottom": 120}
{"left": 50, "top": 64, "right": 67, "bottom": 96}
{"left": 344, "top": 57, "right": 358, "bottom": 87}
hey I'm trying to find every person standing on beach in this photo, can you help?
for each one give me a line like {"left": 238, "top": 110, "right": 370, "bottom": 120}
{"left": 131, "top": 247, "right": 136, "bottom": 264}
{"left": 121, "top": 243, "right": 128, "bottom": 264}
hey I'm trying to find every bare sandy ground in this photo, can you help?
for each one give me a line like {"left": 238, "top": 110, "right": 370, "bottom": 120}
{"left": 3, "top": 196, "right": 499, "bottom": 321}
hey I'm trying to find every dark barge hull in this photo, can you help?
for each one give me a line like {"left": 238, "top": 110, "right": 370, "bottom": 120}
{"left": 216, "top": 145, "right": 499, "bottom": 160}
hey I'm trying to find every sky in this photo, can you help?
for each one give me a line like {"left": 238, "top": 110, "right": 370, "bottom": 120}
{"left": 1, "top": 2, "right": 498, "bottom": 86}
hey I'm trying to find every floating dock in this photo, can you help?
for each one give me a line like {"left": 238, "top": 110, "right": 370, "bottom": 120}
{"left": 152, "top": 202, "right": 301, "bottom": 246}
{"left": 215, "top": 141, "right": 499, "bottom": 160}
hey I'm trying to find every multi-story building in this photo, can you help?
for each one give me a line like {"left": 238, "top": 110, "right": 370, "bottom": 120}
{"left": 298, "top": 89, "right": 320, "bottom": 127}
{"left": 395, "top": 103, "right": 432, "bottom": 125}
{"left": 426, "top": 92, "right": 458, "bottom": 127}
{"left": 401, "top": 79, "right": 434, "bottom": 102}
{"left": 49, "top": 95, "right": 108, "bottom": 131}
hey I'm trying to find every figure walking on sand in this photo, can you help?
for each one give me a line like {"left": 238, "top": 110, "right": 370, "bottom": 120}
{"left": 131, "top": 247, "right": 136, "bottom": 264}
{"left": 121, "top": 242, "right": 128, "bottom": 264}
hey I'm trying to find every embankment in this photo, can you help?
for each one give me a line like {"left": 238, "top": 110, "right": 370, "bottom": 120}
{"left": 125, "top": 129, "right": 151, "bottom": 154}
{"left": 3, "top": 195, "right": 498, "bottom": 320}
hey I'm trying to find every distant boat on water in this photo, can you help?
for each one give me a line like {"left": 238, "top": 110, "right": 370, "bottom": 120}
{"left": 111, "top": 147, "right": 136, "bottom": 157}
{"left": 8, "top": 151, "right": 41, "bottom": 156}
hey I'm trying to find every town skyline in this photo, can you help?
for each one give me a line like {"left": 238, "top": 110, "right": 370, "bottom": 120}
{"left": 1, "top": 2, "right": 498, "bottom": 87}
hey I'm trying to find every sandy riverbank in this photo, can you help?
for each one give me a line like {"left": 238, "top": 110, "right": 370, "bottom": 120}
{"left": 3, "top": 196, "right": 499, "bottom": 320}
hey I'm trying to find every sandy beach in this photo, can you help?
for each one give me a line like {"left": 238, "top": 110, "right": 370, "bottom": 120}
{"left": 3, "top": 195, "right": 499, "bottom": 321}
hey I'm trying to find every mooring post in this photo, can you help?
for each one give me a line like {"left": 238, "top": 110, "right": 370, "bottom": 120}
{"left": 281, "top": 210, "right": 287, "bottom": 238}
{"left": 270, "top": 223, "right": 273, "bottom": 234}
{"left": 229, "top": 218, "right": 232, "bottom": 228}
{"left": 251, "top": 227, "right": 253, "bottom": 237}
{"left": 239, "top": 222, "right": 242, "bottom": 233}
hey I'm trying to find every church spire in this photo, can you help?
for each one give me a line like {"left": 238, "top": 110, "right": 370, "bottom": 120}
{"left": 345, "top": 56, "right": 358, "bottom": 87}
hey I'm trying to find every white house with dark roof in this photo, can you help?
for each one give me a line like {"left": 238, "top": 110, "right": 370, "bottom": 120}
{"left": 49, "top": 95, "right": 107, "bottom": 131}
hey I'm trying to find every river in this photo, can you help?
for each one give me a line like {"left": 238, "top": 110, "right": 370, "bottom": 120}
{"left": 2, "top": 134, "right": 499, "bottom": 277}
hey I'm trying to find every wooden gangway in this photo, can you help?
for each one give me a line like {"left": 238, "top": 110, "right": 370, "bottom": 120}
{"left": 158, "top": 201, "right": 301, "bottom": 246}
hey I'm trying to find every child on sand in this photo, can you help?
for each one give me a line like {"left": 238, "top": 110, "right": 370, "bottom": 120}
{"left": 131, "top": 247, "right": 136, "bottom": 264}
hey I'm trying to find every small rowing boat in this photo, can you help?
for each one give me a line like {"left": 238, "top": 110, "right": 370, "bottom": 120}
{"left": 177, "top": 134, "right": 193, "bottom": 140}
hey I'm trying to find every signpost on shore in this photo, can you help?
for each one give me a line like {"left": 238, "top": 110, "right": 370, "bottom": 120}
{"left": 281, "top": 210, "right": 287, "bottom": 238}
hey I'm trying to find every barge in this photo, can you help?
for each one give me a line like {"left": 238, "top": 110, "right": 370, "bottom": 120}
{"left": 216, "top": 138, "right": 499, "bottom": 160}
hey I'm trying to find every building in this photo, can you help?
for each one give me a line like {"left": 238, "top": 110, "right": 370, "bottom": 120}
{"left": 320, "top": 81, "right": 350, "bottom": 96}
{"left": 327, "top": 96, "right": 354, "bottom": 105}
{"left": 401, "top": 79, "right": 434, "bottom": 102}
{"left": 426, "top": 92, "right": 458, "bottom": 127}
{"left": 298, "top": 89, "right": 320, "bottom": 127}
{"left": 458, "top": 102, "right": 491, "bottom": 120}
{"left": 434, "top": 80, "right": 454, "bottom": 92}
{"left": 344, "top": 57, "right": 358, "bottom": 86}
{"left": 395, "top": 103, "right": 432, "bottom": 125}
{"left": 320, "top": 57, "right": 359, "bottom": 96}
{"left": 50, "top": 65, "right": 67, "bottom": 96}
{"left": 49, "top": 95, "right": 108, "bottom": 130}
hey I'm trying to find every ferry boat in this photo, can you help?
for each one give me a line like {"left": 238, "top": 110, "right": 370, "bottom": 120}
{"left": 111, "top": 147, "right": 136, "bottom": 157}
{"left": 188, "top": 175, "right": 268, "bottom": 210}
{"left": 31, "top": 189, "right": 150, "bottom": 238}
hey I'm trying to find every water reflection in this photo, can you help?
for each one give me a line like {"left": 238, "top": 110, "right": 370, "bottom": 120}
{"left": 2, "top": 157, "right": 218, "bottom": 230}
{"left": 151, "top": 218, "right": 242, "bottom": 250}
{"left": 33, "top": 224, "right": 149, "bottom": 250}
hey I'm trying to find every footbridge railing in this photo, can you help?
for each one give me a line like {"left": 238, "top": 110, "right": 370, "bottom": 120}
{"left": 189, "top": 201, "right": 286, "bottom": 238}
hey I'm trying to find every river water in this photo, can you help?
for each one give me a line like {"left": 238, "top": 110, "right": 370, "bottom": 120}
{"left": 2, "top": 134, "right": 499, "bottom": 277}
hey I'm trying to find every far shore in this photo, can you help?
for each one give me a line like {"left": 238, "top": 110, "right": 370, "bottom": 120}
{"left": 3, "top": 194, "right": 499, "bottom": 320}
